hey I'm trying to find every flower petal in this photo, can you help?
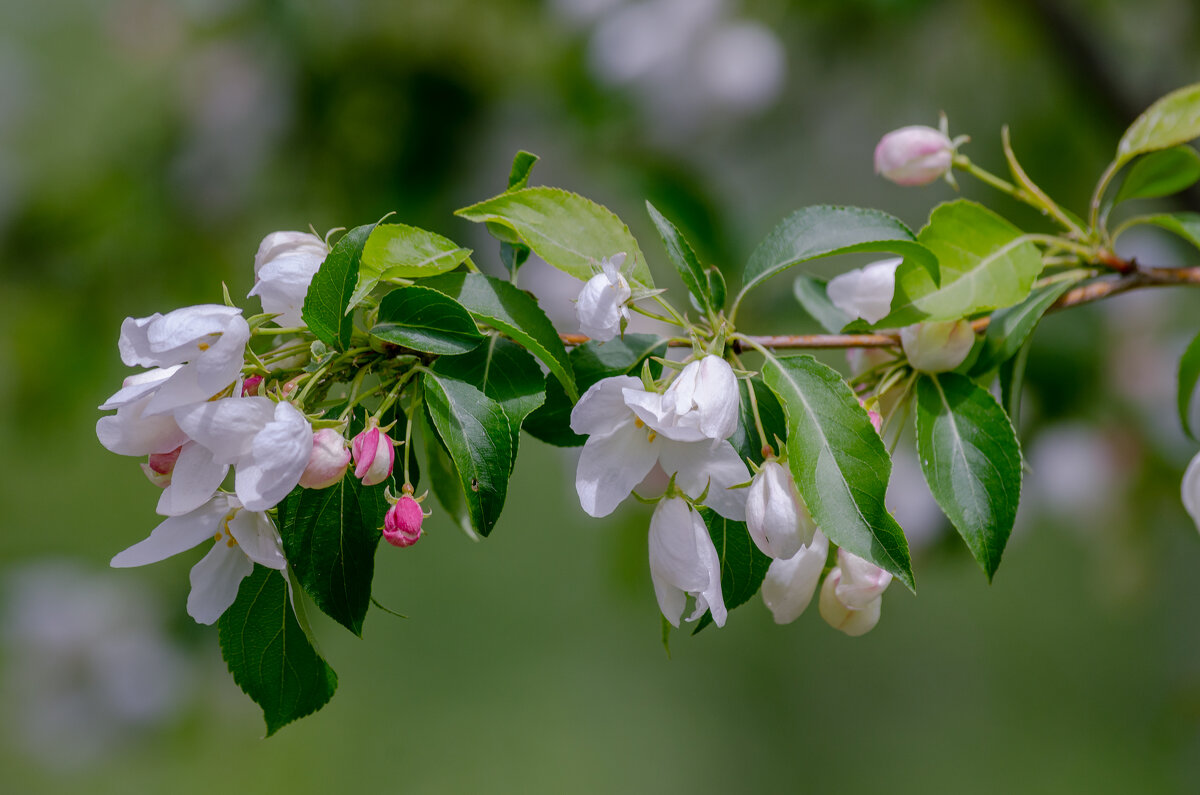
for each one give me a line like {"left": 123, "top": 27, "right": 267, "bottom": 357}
{"left": 575, "top": 423, "right": 659, "bottom": 517}
{"left": 661, "top": 439, "right": 750, "bottom": 520}
{"left": 826, "top": 258, "right": 900, "bottom": 325}
{"left": 156, "top": 442, "right": 228, "bottom": 517}
{"left": 761, "top": 530, "right": 828, "bottom": 624}
{"left": 175, "top": 396, "right": 275, "bottom": 464}
{"left": 186, "top": 541, "right": 253, "bottom": 625}
{"left": 235, "top": 402, "right": 313, "bottom": 511}
{"left": 569, "top": 375, "right": 640, "bottom": 437}
{"left": 227, "top": 510, "right": 286, "bottom": 570}
{"left": 1182, "top": 451, "right": 1200, "bottom": 532}
{"left": 98, "top": 366, "right": 182, "bottom": 410}
{"left": 110, "top": 495, "right": 232, "bottom": 568}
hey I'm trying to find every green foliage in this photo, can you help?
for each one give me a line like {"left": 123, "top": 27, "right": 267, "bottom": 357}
{"left": 1114, "top": 146, "right": 1200, "bottom": 203}
{"left": 646, "top": 201, "right": 714, "bottom": 315}
{"left": 1118, "top": 212, "right": 1200, "bottom": 251}
{"left": 762, "top": 354, "right": 914, "bottom": 591}
{"left": 728, "top": 377, "right": 787, "bottom": 466}
{"left": 884, "top": 200, "right": 1043, "bottom": 326}
{"left": 217, "top": 566, "right": 338, "bottom": 736}
{"left": 456, "top": 186, "right": 654, "bottom": 289}
{"left": 1116, "top": 82, "right": 1200, "bottom": 163}
{"left": 915, "top": 373, "right": 1022, "bottom": 581}
{"left": 370, "top": 285, "right": 485, "bottom": 355}
{"left": 793, "top": 274, "right": 852, "bottom": 334}
{"left": 496, "top": 151, "right": 539, "bottom": 275}
{"left": 1178, "top": 330, "right": 1200, "bottom": 441}
{"left": 422, "top": 415, "right": 475, "bottom": 539}
{"left": 971, "top": 278, "right": 1078, "bottom": 375}
{"left": 302, "top": 223, "right": 375, "bottom": 350}
{"left": 693, "top": 508, "right": 772, "bottom": 634}
{"left": 354, "top": 223, "right": 474, "bottom": 306}
{"left": 276, "top": 477, "right": 391, "bottom": 636}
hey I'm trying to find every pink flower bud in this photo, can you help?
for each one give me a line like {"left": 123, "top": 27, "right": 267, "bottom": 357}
{"left": 299, "top": 428, "right": 352, "bottom": 489}
{"left": 241, "top": 375, "right": 264, "bottom": 397}
{"left": 280, "top": 375, "right": 303, "bottom": 397}
{"left": 383, "top": 494, "right": 424, "bottom": 547}
{"left": 352, "top": 425, "right": 395, "bottom": 486}
{"left": 140, "top": 446, "right": 183, "bottom": 488}
{"left": 874, "top": 125, "right": 954, "bottom": 186}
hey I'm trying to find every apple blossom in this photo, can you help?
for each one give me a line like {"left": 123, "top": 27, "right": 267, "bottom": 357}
{"left": 110, "top": 493, "right": 286, "bottom": 625}
{"left": 826, "top": 258, "right": 900, "bottom": 325}
{"left": 248, "top": 230, "right": 329, "bottom": 327}
{"left": 299, "top": 428, "right": 352, "bottom": 489}
{"left": 818, "top": 548, "right": 892, "bottom": 636}
{"left": 900, "top": 319, "right": 975, "bottom": 372}
{"left": 575, "top": 252, "right": 631, "bottom": 341}
{"left": 383, "top": 493, "right": 427, "bottom": 547}
{"left": 874, "top": 125, "right": 954, "bottom": 186}
{"left": 661, "top": 355, "right": 740, "bottom": 440}
{"left": 745, "top": 459, "right": 816, "bottom": 559}
{"left": 352, "top": 423, "right": 396, "bottom": 486}
{"left": 97, "top": 367, "right": 190, "bottom": 457}
{"left": 761, "top": 529, "right": 829, "bottom": 624}
{"left": 647, "top": 497, "right": 726, "bottom": 628}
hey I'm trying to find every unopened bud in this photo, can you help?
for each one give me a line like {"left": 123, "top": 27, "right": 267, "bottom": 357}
{"left": 299, "top": 428, "right": 352, "bottom": 489}
{"left": 900, "top": 320, "right": 974, "bottom": 373}
{"left": 383, "top": 493, "right": 426, "bottom": 547}
{"left": 875, "top": 126, "right": 954, "bottom": 186}
{"left": 352, "top": 423, "right": 395, "bottom": 486}
{"left": 818, "top": 548, "right": 892, "bottom": 636}
{"left": 745, "top": 460, "right": 816, "bottom": 559}
{"left": 140, "top": 446, "right": 183, "bottom": 488}
{"left": 241, "top": 375, "right": 264, "bottom": 397}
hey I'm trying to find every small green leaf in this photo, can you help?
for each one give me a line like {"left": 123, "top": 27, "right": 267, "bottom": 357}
{"left": 883, "top": 200, "right": 1044, "bottom": 326}
{"left": 1178, "top": 330, "right": 1200, "bottom": 440}
{"left": 523, "top": 334, "right": 667, "bottom": 447}
{"left": 971, "top": 277, "right": 1079, "bottom": 374}
{"left": 421, "top": 272, "right": 578, "bottom": 400}
{"left": 999, "top": 338, "right": 1031, "bottom": 428}
{"left": 692, "top": 508, "right": 772, "bottom": 634}
{"left": 762, "top": 354, "right": 914, "bottom": 591}
{"left": 353, "top": 223, "right": 474, "bottom": 306}
{"left": 1117, "top": 82, "right": 1200, "bottom": 163}
{"left": 456, "top": 186, "right": 654, "bottom": 289}
{"left": 1114, "top": 146, "right": 1200, "bottom": 203}
{"left": 422, "top": 371, "right": 513, "bottom": 537}
{"left": 369, "top": 285, "right": 484, "bottom": 356}
{"left": 276, "top": 476, "right": 390, "bottom": 636}
{"left": 705, "top": 266, "right": 727, "bottom": 310}
{"left": 422, "top": 416, "right": 476, "bottom": 540}
{"left": 728, "top": 377, "right": 787, "bottom": 467}
{"left": 646, "top": 201, "right": 712, "bottom": 314}
{"left": 302, "top": 223, "right": 374, "bottom": 350}
{"left": 433, "top": 336, "right": 547, "bottom": 471}
{"left": 497, "top": 152, "right": 539, "bottom": 276}
{"left": 738, "top": 206, "right": 936, "bottom": 302}
{"left": 793, "top": 275, "right": 852, "bottom": 334}
{"left": 218, "top": 566, "right": 338, "bottom": 736}
{"left": 1118, "top": 212, "right": 1200, "bottom": 250}
{"left": 915, "top": 373, "right": 1022, "bottom": 581}
{"left": 507, "top": 150, "right": 539, "bottom": 190}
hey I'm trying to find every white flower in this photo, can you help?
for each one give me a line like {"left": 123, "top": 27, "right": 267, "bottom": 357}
{"left": 110, "top": 493, "right": 286, "bottom": 624}
{"left": 761, "top": 529, "right": 828, "bottom": 624}
{"left": 900, "top": 319, "right": 975, "bottom": 372}
{"left": 874, "top": 125, "right": 955, "bottom": 186}
{"left": 117, "top": 304, "right": 250, "bottom": 416}
{"left": 818, "top": 548, "right": 892, "bottom": 636}
{"left": 826, "top": 258, "right": 901, "bottom": 325}
{"left": 648, "top": 497, "right": 726, "bottom": 628}
{"left": 248, "top": 230, "right": 329, "bottom": 327}
{"left": 1182, "top": 450, "right": 1200, "bottom": 532}
{"left": 175, "top": 396, "right": 313, "bottom": 512}
{"left": 745, "top": 460, "right": 816, "bottom": 559}
{"left": 661, "top": 355, "right": 740, "bottom": 440}
{"left": 570, "top": 375, "right": 750, "bottom": 519}
{"left": 575, "top": 252, "right": 631, "bottom": 341}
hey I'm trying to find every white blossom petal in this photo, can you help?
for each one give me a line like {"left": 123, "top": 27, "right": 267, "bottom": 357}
{"left": 623, "top": 388, "right": 709, "bottom": 442}
{"left": 98, "top": 366, "right": 182, "bottom": 410}
{"left": 834, "top": 548, "right": 892, "bottom": 608}
{"left": 96, "top": 395, "right": 189, "bottom": 457}
{"left": 745, "top": 460, "right": 815, "bottom": 559}
{"left": 826, "top": 258, "right": 900, "bottom": 325}
{"left": 156, "top": 442, "right": 228, "bottom": 517}
{"left": 227, "top": 510, "right": 286, "bottom": 570}
{"left": 175, "top": 397, "right": 276, "bottom": 464}
{"left": 1183, "top": 451, "right": 1200, "bottom": 532}
{"left": 661, "top": 439, "right": 750, "bottom": 520}
{"left": 819, "top": 568, "right": 883, "bottom": 636}
{"left": 110, "top": 496, "right": 232, "bottom": 568}
{"left": 761, "top": 530, "right": 828, "bottom": 624}
{"left": 569, "top": 375, "right": 641, "bottom": 437}
{"left": 647, "top": 497, "right": 725, "bottom": 627}
{"left": 575, "top": 423, "right": 660, "bottom": 517}
{"left": 235, "top": 402, "right": 313, "bottom": 511}
{"left": 663, "top": 356, "right": 739, "bottom": 440}
{"left": 186, "top": 542, "right": 253, "bottom": 625}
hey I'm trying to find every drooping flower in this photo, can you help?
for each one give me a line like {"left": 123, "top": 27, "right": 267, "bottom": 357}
{"left": 351, "top": 422, "right": 396, "bottom": 487}
{"left": 745, "top": 459, "right": 816, "bottom": 559}
{"left": 299, "top": 428, "right": 351, "bottom": 489}
{"left": 818, "top": 548, "right": 892, "bottom": 636}
{"left": 570, "top": 376, "right": 750, "bottom": 519}
{"left": 827, "top": 258, "right": 901, "bottom": 325}
{"left": 660, "top": 355, "right": 740, "bottom": 440}
{"left": 648, "top": 497, "right": 726, "bottom": 628}
{"left": 761, "top": 529, "right": 829, "bottom": 624}
{"left": 874, "top": 125, "right": 955, "bottom": 186}
{"left": 383, "top": 492, "right": 427, "bottom": 548}
{"left": 110, "top": 493, "right": 286, "bottom": 625}
{"left": 900, "top": 319, "right": 975, "bottom": 372}
{"left": 248, "top": 230, "right": 329, "bottom": 327}
{"left": 575, "top": 252, "right": 631, "bottom": 342}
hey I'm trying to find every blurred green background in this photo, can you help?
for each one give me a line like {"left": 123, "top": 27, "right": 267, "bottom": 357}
{"left": 4, "top": 0, "right": 1200, "bottom": 792}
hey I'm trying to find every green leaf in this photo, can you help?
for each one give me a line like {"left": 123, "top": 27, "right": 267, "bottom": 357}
{"left": 302, "top": 223, "right": 374, "bottom": 350}
{"left": 705, "top": 266, "right": 727, "bottom": 310}
{"left": 737, "top": 206, "right": 936, "bottom": 302}
{"left": 369, "top": 285, "right": 485, "bottom": 356}
{"left": 762, "top": 354, "right": 914, "bottom": 591}
{"left": 1117, "top": 82, "right": 1200, "bottom": 163}
{"left": 353, "top": 223, "right": 474, "bottom": 306}
{"left": 218, "top": 566, "right": 338, "bottom": 736}
{"left": 497, "top": 151, "right": 539, "bottom": 276}
{"left": 999, "top": 338, "right": 1031, "bottom": 428}
{"left": 728, "top": 377, "right": 788, "bottom": 467}
{"left": 646, "top": 201, "right": 712, "bottom": 314}
{"left": 433, "top": 336, "right": 547, "bottom": 470}
{"left": 1114, "top": 146, "right": 1200, "bottom": 203}
{"left": 422, "top": 415, "right": 476, "bottom": 540}
{"left": 523, "top": 334, "right": 667, "bottom": 447}
{"left": 692, "top": 508, "right": 772, "bottom": 634}
{"left": 507, "top": 150, "right": 539, "bottom": 189}
{"left": 915, "top": 373, "right": 1022, "bottom": 581}
{"left": 793, "top": 275, "right": 852, "bottom": 334}
{"left": 276, "top": 476, "right": 390, "bottom": 636}
{"left": 883, "top": 200, "right": 1044, "bottom": 326}
{"left": 1118, "top": 212, "right": 1200, "bottom": 250}
{"left": 421, "top": 272, "right": 578, "bottom": 400}
{"left": 971, "top": 277, "right": 1079, "bottom": 374}
{"left": 456, "top": 186, "right": 654, "bottom": 289}
{"left": 1178, "top": 330, "right": 1200, "bottom": 440}
{"left": 421, "top": 371, "right": 513, "bottom": 537}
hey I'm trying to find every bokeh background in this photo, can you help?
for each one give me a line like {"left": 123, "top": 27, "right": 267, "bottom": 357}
{"left": 3, "top": 0, "right": 1200, "bottom": 792}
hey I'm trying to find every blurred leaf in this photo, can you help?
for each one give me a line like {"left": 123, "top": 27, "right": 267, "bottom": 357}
{"left": 422, "top": 272, "right": 578, "bottom": 400}
{"left": 1114, "top": 146, "right": 1200, "bottom": 203}
{"left": 1118, "top": 212, "right": 1200, "bottom": 250}
{"left": 355, "top": 223, "right": 473, "bottom": 305}
{"left": 1178, "top": 330, "right": 1200, "bottom": 440}
{"left": 971, "top": 277, "right": 1079, "bottom": 374}
{"left": 693, "top": 508, "right": 771, "bottom": 634}
{"left": 303, "top": 223, "right": 375, "bottom": 350}
{"left": 370, "top": 285, "right": 484, "bottom": 355}
{"left": 422, "top": 371, "right": 513, "bottom": 537}
{"left": 218, "top": 566, "right": 337, "bottom": 736}
{"left": 729, "top": 376, "right": 788, "bottom": 466}
{"left": 793, "top": 274, "right": 852, "bottom": 334}
{"left": 762, "top": 354, "right": 914, "bottom": 591}
{"left": 1117, "top": 82, "right": 1200, "bottom": 163}
{"left": 456, "top": 186, "right": 654, "bottom": 289}
{"left": 276, "top": 476, "right": 390, "bottom": 636}
{"left": 738, "top": 206, "right": 935, "bottom": 302}
{"left": 999, "top": 338, "right": 1031, "bottom": 428}
{"left": 646, "top": 201, "right": 712, "bottom": 315}
{"left": 915, "top": 373, "right": 1022, "bottom": 581}
{"left": 883, "top": 200, "right": 1043, "bottom": 326}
